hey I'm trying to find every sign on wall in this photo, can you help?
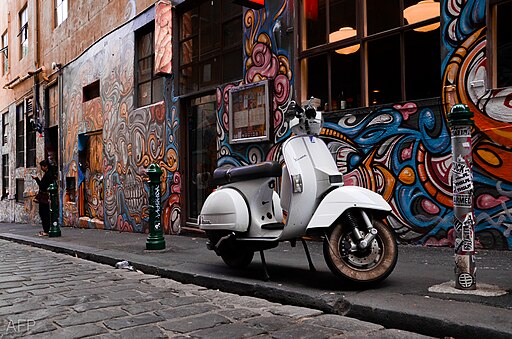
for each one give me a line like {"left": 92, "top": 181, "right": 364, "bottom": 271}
{"left": 229, "top": 80, "right": 271, "bottom": 144}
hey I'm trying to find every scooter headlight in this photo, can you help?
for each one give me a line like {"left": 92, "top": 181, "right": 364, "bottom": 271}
{"left": 292, "top": 174, "right": 303, "bottom": 193}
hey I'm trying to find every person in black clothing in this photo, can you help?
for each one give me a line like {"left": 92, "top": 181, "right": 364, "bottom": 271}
{"left": 32, "top": 160, "right": 54, "bottom": 236}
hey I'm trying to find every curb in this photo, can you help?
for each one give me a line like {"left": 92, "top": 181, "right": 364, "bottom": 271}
{"left": 1, "top": 233, "right": 510, "bottom": 338}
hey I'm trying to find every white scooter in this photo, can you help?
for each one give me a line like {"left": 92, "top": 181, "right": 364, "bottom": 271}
{"left": 199, "top": 98, "right": 398, "bottom": 284}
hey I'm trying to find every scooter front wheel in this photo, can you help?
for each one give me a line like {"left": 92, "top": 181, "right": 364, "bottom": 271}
{"left": 323, "top": 218, "right": 397, "bottom": 284}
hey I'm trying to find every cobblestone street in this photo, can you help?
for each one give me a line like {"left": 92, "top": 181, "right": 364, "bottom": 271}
{"left": 0, "top": 239, "right": 431, "bottom": 338}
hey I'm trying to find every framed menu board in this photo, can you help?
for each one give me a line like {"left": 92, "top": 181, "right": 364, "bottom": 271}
{"left": 229, "top": 80, "right": 271, "bottom": 144}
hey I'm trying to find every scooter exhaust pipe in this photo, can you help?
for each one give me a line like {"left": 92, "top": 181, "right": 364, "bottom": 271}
{"left": 207, "top": 232, "right": 236, "bottom": 256}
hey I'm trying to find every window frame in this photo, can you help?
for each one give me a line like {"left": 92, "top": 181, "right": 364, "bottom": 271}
{"left": 2, "top": 154, "right": 8, "bottom": 200}
{"left": 16, "top": 103, "right": 24, "bottom": 168}
{"left": 134, "top": 22, "right": 164, "bottom": 108}
{"left": 55, "top": 0, "right": 68, "bottom": 28}
{"left": 46, "top": 82, "right": 59, "bottom": 127}
{"left": 298, "top": 0, "right": 441, "bottom": 108}
{"left": 487, "top": 0, "right": 512, "bottom": 89}
{"left": 25, "top": 98, "right": 36, "bottom": 168}
{"left": 18, "top": 5, "right": 28, "bottom": 60}
{"left": 15, "top": 178, "right": 24, "bottom": 203}
{"left": 2, "top": 112, "right": 7, "bottom": 146}
{"left": 177, "top": 0, "right": 243, "bottom": 95}
{"left": 1, "top": 31, "right": 8, "bottom": 75}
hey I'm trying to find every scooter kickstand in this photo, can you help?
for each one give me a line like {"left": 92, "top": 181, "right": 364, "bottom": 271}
{"left": 259, "top": 251, "right": 270, "bottom": 281}
{"left": 301, "top": 238, "right": 316, "bottom": 272}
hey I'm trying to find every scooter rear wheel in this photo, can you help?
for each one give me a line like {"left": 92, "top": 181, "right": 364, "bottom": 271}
{"left": 221, "top": 249, "right": 254, "bottom": 269}
{"left": 323, "top": 218, "right": 397, "bottom": 284}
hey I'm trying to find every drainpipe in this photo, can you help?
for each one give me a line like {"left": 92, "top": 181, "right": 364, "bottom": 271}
{"left": 57, "top": 66, "right": 64, "bottom": 225}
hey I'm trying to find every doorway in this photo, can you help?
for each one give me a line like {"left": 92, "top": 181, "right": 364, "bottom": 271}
{"left": 186, "top": 94, "right": 217, "bottom": 224}
{"left": 78, "top": 131, "right": 104, "bottom": 222}
{"left": 46, "top": 125, "right": 59, "bottom": 172}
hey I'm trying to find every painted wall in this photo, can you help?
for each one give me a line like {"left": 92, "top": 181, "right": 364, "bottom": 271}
{"left": 60, "top": 5, "right": 181, "bottom": 234}
{"left": 214, "top": 1, "right": 511, "bottom": 249}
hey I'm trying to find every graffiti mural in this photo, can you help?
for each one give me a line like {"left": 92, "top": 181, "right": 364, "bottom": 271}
{"left": 440, "top": 0, "right": 512, "bottom": 249}
{"left": 213, "top": 1, "right": 511, "bottom": 249}
{"left": 217, "top": 2, "right": 293, "bottom": 168}
{"left": 61, "top": 5, "right": 181, "bottom": 234}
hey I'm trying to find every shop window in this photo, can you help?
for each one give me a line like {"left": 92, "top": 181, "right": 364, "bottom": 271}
{"left": 178, "top": 0, "right": 242, "bottom": 95}
{"left": 2, "top": 112, "right": 7, "bottom": 145}
{"left": 135, "top": 22, "right": 164, "bottom": 107}
{"left": 16, "top": 178, "right": 24, "bottom": 203}
{"left": 16, "top": 103, "right": 24, "bottom": 168}
{"left": 1, "top": 31, "right": 7, "bottom": 75}
{"left": 19, "top": 6, "right": 28, "bottom": 60}
{"left": 301, "top": 0, "right": 441, "bottom": 110}
{"left": 404, "top": 28, "right": 440, "bottom": 100}
{"left": 55, "top": 0, "right": 68, "bottom": 28}
{"left": 368, "top": 35, "right": 402, "bottom": 105}
{"left": 490, "top": 0, "right": 512, "bottom": 88}
{"left": 303, "top": 54, "right": 329, "bottom": 109}
{"left": 25, "top": 98, "right": 36, "bottom": 168}
{"left": 2, "top": 155, "right": 8, "bottom": 199}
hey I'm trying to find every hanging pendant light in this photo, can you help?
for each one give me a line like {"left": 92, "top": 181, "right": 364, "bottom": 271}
{"left": 403, "top": 0, "right": 440, "bottom": 32}
{"left": 329, "top": 27, "right": 360, "bottom": 55}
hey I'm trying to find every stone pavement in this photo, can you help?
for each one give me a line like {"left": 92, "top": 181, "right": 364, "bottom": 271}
{"left": 0, "top": 239, "right": 431, "bottom": 338}
{"left": 0, "top": 222, "right": 511, "bottom": 338}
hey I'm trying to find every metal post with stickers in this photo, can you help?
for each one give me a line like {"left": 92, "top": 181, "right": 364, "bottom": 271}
{"left": 448, "top": 104, "right": 476, "bottom": 290}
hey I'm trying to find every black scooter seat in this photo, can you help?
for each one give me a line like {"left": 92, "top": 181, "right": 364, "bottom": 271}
{"left": 213, "top": 161, "right": 282, "bottom": 185}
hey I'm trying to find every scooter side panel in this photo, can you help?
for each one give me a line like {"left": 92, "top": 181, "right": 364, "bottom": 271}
{"left": 306, "top": 186, "right": 392, "bottom": 229}
{"left": 198, "top": 189, "right": 250, "bottom": 232}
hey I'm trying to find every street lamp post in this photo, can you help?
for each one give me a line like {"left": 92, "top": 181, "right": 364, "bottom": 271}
{"left": 448, "top": 104, "right": 476, "bottom": 290}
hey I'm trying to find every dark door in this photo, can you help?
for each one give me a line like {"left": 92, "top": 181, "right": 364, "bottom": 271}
{"left": 187, "top": 94, "right": 217, "bottom": 223}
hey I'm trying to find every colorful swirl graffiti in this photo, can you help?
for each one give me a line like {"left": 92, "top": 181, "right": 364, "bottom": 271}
{"left": 62, "top": 14, "right": 181, "bottom": 235}
{"left": 440, "top": 0, "right": 512, "bottom": 249}
{"left": 214, "top": 0, "right": 511, "bottom": 249}
{"left": 217, "top": 4, "right": 293, "bottom": 168}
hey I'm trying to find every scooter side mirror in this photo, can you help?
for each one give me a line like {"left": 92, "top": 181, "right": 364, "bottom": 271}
{"left": 285, "top": 101, "right": 303, "bottom": 121}
{"left": 305, "top": 106, "right": 316, "bottom": 119}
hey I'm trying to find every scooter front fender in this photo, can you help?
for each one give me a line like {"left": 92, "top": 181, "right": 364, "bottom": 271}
{"left": 307, "top": 186, "right": 391, "bottom": 230}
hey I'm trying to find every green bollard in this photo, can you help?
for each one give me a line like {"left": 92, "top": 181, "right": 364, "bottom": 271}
{"left": 146, "top": 164, "right": 166, "bottom": 250}
{"left": 448, "top": 104, "right": 476, "bottom": 290}
{"left": 48, "top": 183, "right": 61, "bottom": 237}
